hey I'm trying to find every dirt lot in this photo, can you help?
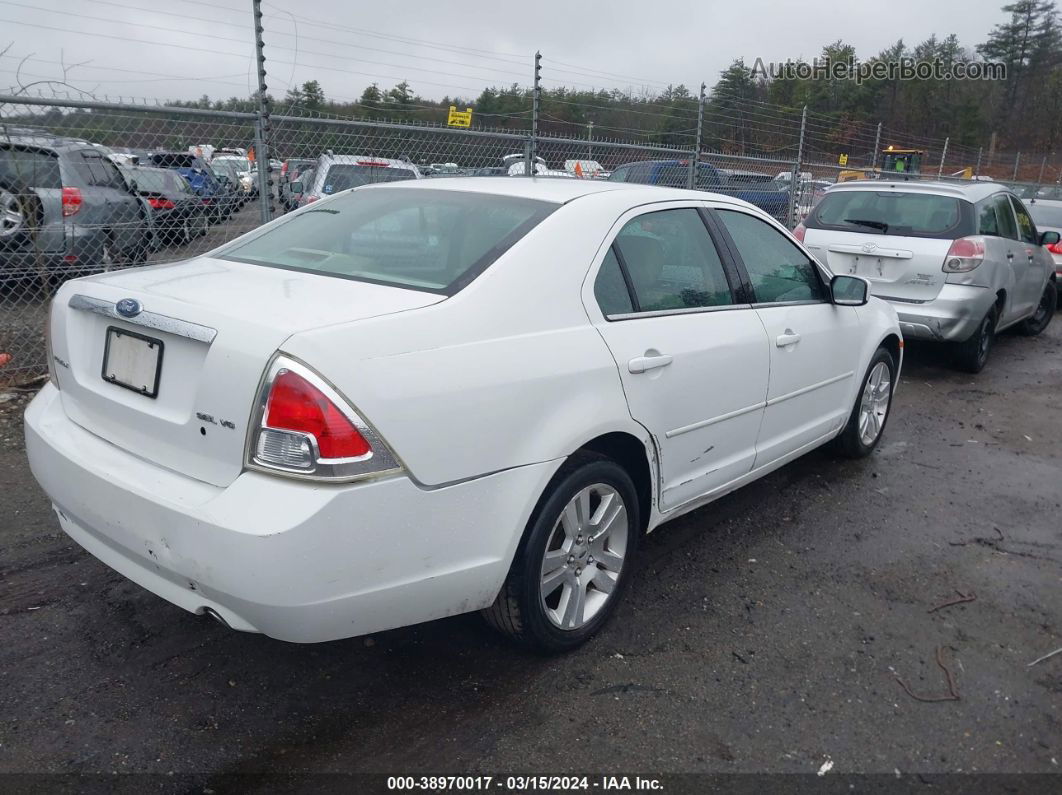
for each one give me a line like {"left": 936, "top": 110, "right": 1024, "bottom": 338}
{"left": 0, "top": 322, "right": 1060, "bottom": 788}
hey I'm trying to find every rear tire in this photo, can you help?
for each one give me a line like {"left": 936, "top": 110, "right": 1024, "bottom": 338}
{"left": 483, "top": 454, "right": 640, "bottom": 653}
{"left": 1019, "top": 281, "right": 1056, "bottom": 336}
{"left": 833, "top": 347, "right": 896, "bottom": 459}
{"left": 953, "top": 305, "right": 997, "bottom": 373}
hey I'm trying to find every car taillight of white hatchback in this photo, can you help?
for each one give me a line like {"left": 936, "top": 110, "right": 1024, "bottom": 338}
{"left": 247, "top": 355, "right": 401, "bottom": 482}
{"left": 942, "top": 236, "right": 986, "bottom": 273}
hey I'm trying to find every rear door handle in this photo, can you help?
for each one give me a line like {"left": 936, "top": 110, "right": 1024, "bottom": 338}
{"left": 776, "top": 330, "right": 802, "bottom": 347}
{"left": 628, "top": 354, "right": 673, "bottom": 374}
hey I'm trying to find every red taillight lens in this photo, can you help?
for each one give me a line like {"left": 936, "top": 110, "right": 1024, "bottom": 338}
{"left": 305, "top": 195, "right": 318, "bottom": 203}
{"left": 265, "top": 369, "right": 371, "bottom": 459}
{"left": 1047, "top": 242, "right": 1062, "bottom": 254}
{"left": 792, "top": 222, "right": 807, "bottom": 242}
{"left": 61, "top": 186, "right": 82, "bottom": 217}
{"left": 943, "top": 236, "right": 986, "bottom": 273}
{"left": 147, "top": 197, "right": 176, "bottom": 210}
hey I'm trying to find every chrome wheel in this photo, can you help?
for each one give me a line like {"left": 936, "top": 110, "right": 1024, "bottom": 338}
{"left": 539, "top": 483, "right": 628, "bottom": 630}
{"left": 858, "top": 361, "right": 891, "bottom": 446}
{"left": 1, "top": 189, "right": 25, "bottom": 238}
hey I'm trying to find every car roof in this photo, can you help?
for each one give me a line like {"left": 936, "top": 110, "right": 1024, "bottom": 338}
{"left": 360, "top": 175, "right": 765, "bottom": 210}
{"left": 319, "top": 154, "right": 413, "bottom": 167}
{"left": 825, "top": 180, "right": 1013, "bottom": 202}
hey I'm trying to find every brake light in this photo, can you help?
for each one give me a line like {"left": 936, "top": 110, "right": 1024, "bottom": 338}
{"left": 356, "top": 160, "right": 391, "bottom": 167}
{"left": 61, "top": 186, "right": 82, "bottom": 217}
{"left": 201, "top": 198, "right": 213, "bottom": 205}
{"left": 280, "top": 161, "right": 288, "bottom": 175}
{"left": 1047, "top": 242, "right": 1062, "bottom": 254}
{"left": 792, "top": 222, "right": 807, "bottom": 242}
{"left": 942, "top": 236, "right": 986, "bottom": 273}
{"left": 249, "top": 357, "right": 400, "bottom": 480}
{"left": 147, "top": 197, "right": 176, "bottom": 210}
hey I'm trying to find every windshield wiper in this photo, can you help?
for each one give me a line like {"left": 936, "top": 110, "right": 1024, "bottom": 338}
{"left": 844, "top": 218, "right": 889, "bottom": 233}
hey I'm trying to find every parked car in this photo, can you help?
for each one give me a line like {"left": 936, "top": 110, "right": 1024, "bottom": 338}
{"left": 213, "top": 156, "right": 256, "bottom": 197}
{"left": 208, "top": 159, "right": 246, "bottom": 214}
{"left": 147, "top": 152, "right": 229, "bottom": 222}
{"left": 119, "top": 165, "right": 209, "bottom": 248}
{"left": 609, "top": 160, "right": 790, "bottom": 222}
{"left": 1026, "top": 199, "right": 1062, "bottom": 297}
{"left": 304, "top": 154, "right": 420, "bottom": 202}
{"left": 285, "top": 166, "right": 316, "bottom": 210}
{"left": 279, "top": 159, "right": 315, "bottom": 210}
{"left": 2, "top": 137, "right": 149, "bottom": 278}
{"left": 27, "top": 177, "right": 901, "bottom": 651}
{"left": 797, "top": 181, "right": 1059, "bottom": 372}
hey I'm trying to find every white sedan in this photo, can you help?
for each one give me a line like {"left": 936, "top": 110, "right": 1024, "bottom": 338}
{"left": 26, "top": 178, "right": 902, "bottom": 651}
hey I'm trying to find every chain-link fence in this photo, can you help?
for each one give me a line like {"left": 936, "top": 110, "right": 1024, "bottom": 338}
{"left": 3, "top": 94, "right": 1061, "bottom": 385}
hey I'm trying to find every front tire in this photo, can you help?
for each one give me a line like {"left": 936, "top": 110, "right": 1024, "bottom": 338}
{"left": 483, "top": 455, "right": 640, "bottom": 652}
{"left": 953, "top": 305, "right": 997, "bottom": 373}
{"left": 834, "top": 347, "right": 896, "bottom": 459}
{"left": 1019, "top": 281, "right": 1056, "bottom": 336}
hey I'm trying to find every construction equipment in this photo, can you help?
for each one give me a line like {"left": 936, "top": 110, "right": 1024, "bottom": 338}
{"left": 838, "top": 146, "right": 928, "bottom": 182}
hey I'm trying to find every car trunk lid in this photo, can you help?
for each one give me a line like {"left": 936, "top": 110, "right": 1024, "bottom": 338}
{"left": 50, "top": 256, "right": 444, "bottom": 487}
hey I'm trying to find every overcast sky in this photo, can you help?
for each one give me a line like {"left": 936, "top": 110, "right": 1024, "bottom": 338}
{"left": 0, "top": 0, "right": 1008, "bottom": 103}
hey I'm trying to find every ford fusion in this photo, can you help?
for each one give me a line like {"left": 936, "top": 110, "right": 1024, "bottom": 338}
{"left": 25, "top": 178, "right": 902, "bottom": 651}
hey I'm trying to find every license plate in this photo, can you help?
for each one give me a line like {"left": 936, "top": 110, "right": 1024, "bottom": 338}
{"left": 101, "top": 326, "right": 164, "bottom": 398}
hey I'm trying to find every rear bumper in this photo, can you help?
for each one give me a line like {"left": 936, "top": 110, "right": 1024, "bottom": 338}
{"left": 885, "top": 284, "right": 996, "bottom": 342}
{"left": 25, "top": 383, "right": 559, "bottom": 643}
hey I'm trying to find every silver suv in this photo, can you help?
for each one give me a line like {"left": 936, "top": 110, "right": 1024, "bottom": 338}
{"left": 798, "top": 181, "right": 1059, "bottom": 372}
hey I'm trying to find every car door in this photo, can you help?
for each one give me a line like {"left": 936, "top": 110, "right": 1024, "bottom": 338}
{"left": 587, "top": 205, "right": 771, "bottom": 512}
{"left": 1010, "top": 196, "right": 1049, "bottom": 315}
{"left": 711, "top": 207, "right": 862, "bottom": 466}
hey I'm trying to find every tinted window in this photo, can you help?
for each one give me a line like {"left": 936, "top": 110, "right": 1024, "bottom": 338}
{"left": 613, "top": 209, "right": 733, "bottom": 312}
{"left": 1010, "top": 197, "right": 1038, "bottom": 244}
{"left": 811, "top": 190, "right": 968, "bottom": 238}
{"left": 608, "top": 166, "right": 631, "bottom": 183}
{"left": 0, "top": 146, "right": 61, "bottom": 188}
{"left": 219, "top": 188, "right": 556, "bottom": 294}
{"left": 322, "top": 164, "right": 416, "bottom": 193}
{"left": 594, "top": 248, "right": 634, "bottom": 316}
{"left": 716, "top": 209, "right": 825, "bottom": 303}
{"left": 979, "top": 194, "right": 1018, "bottom": 239}
{"left": 77, "top": 151, "right": 120, "bottom": 187}
{"left": 1028, "top": 203, "right": 1062, "bottom": 229}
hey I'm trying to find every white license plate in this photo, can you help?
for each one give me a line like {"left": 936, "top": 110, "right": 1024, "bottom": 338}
{"left": 102, "top": 327, "right": 164, "bottom": 398}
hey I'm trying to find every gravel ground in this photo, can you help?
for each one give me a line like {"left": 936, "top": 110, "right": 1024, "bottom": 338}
{"left": 0, "top": 320, "right": 1059, "bottom": 788}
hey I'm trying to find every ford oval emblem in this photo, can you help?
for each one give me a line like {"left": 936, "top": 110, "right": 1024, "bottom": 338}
{"left": 861, "top": 242, "right": 878, "bottom": 254}
{"left": 115, "top": 298, "right": 142, "bottom": 318}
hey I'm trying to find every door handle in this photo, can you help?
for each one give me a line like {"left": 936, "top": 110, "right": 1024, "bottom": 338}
{"left": 1006, "top": 252, "right": 1015, "bottom": 260}
{"left": 628, "top": 354, "right": 673, "bottom": 374}
{"left": 776, "top": 330, "right": 801, "bottom": 347}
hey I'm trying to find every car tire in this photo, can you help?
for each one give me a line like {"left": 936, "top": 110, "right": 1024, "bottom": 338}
{"left": 953, "top": 305, "right": 998, "bottom": 373}
{"left": 1018, "top": 280, "right": 1056, "bottom": 336}
{"left": 482, "top": 454, "right": 640, "bottom": 653}
{"left": 833, "top": 347, "right": 896, "bottom": 459}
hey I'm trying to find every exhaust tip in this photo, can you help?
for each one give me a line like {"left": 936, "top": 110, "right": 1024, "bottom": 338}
{"left": 202, "top": 607, "right": 231, "bottom": 629}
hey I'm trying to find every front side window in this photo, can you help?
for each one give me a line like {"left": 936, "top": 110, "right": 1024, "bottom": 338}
{"left": 219, "top": 188, "right": 557, "bottom": 294}
{"left": 611, "top": 208, "right": 734, "bottom": 313}
{"left": 1010, "top": 197, "right": 1038, "bottom": 244}
{"left": 716, "top": 209, "right": 825, "bottom": 304}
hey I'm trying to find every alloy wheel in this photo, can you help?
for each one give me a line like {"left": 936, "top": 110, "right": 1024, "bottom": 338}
{"left": 539, "top": 483, "right": 629, "bottom": 630}
{"left": 1, "top": 189, "right": 24, "bottom": 238}
{"left": 858, "top": 361, "right": 891, "bottom": 446}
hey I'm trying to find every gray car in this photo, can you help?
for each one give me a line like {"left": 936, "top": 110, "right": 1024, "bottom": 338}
{"left": 1, "top": 135, "right": 149, "bottom": 280}
{"left": 800, "top": 181, "right": 1059, "bottom": 373}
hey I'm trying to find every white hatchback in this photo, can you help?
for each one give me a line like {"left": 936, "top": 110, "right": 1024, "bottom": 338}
{"left": 26, "top": 178, "right": 902, "bottom": 651}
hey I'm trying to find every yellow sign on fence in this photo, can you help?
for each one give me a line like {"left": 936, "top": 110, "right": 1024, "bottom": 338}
{"left": 838, "top": 153, "right": 849, "bottom": 166}
{"left": 447, "top": 106, "right": 473, "bottom": 128}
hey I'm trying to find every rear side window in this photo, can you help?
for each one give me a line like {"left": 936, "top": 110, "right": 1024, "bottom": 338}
{"left": 1010, "top": 197, "right": 1038, "bottom": 244}
{"left": 219, "top": 188, "right": 557, "bottom": 294}
{"left": 612, "top": 209, "right": 734, "bottom": 312}
{"left": 322, "top": 164, "right": 416, "bottom": 194}
{"left": 0, "top": 147, "right": 61, "bottom": 188}
{"left": 594, "top": 249, "right": 634, "bottom": 316}
{"left": 716, "top": 209, "right": 825, "bottom": 304}
{"left": 810, "top": 190, "right": 971, "bottom": 239}
{"left": 978, "top": 194, "right": 1018, "bottom": 239}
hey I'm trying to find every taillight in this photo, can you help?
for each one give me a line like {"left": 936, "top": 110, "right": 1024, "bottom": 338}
{"left": 942, "top": 236, "right": 986, "bottom": 273}
{"left": 147, "top": 197, "right": 176, "bottom": 210}
{"left": 792, "top": 222, "right": 807, "bottom": 242}
{"left": 1047, "top": 242, "right": 1062, "bottom": 254}
{"left": 248, "top": 356, "right": 400, "bottom": 481}
{"left": 305, "top": 195, "right": 318, "bottom": 204}
{"left": 61, "top": 186, "right": 82, "bottom": 217}
{"left": 201, "top": 198, "right": 213, "bottom": 205}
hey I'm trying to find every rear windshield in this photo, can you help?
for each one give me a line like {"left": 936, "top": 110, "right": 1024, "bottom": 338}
{"left": 218, "top": 187, "right": 557, "bottom": 294}
{"left": 149, "top": 153, "right": 199, "bottom": 169}
{"left": 809, "top": 190, "right": 973, "bottom": 239}
{"left": 321, "top": 164, "right": 416, "bottom": 194}
{"left": 216, "top": 158, "right": 251, "bottom": 173}
{"left": 1028, "top": 203, "right": 1062, "bottom": 229}
{"left": 134, "top": 168, "right": 189, "bottom": 194}
{"left": 0, "top": 146, "right": 61, "bottom": 188}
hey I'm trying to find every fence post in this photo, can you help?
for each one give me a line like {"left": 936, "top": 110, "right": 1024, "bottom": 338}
{"left": 1037, "top": 155, "right": 1047, "bottom": 188}
{"left": 937, "top": 137, "right": 949, "bottom": 178}
{"left": 974, "top": 147, "right": 983, "bottom": 178}
{"left": 870, "top": 121, "right": 882, "bottom": 168}
{"left": 529, "top": 50, "right": 541, "bottom": 177}
{"left": 786, "top": 105, "right": 807, "bottom": 229}
{"left": 687, "top": 82, "right": 706, "bottom": 190}
{"left": 587, "top": 120, "right": 593, "bottom": 160}
{"left": 1013, "top": 151, "right": 1021, "bottom": 181}
{"left": 251, "top": 0, "right": 272, "bottom": 223}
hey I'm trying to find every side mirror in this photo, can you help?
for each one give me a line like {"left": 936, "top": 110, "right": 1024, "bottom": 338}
{"left": 289, "top": 181, "right": 303, "bottom": 193}
{"left": 831, "top": 274, "right": 869, "bottom": 306}
{"left": 1040, "top": 230, "right": 1060, "bottom": 246}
